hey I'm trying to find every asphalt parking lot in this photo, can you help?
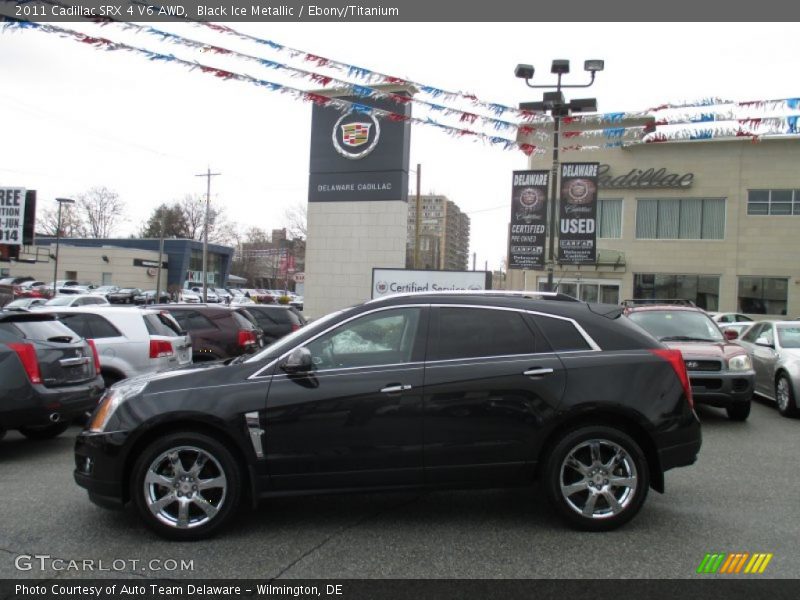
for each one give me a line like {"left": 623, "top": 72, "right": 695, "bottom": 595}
{"left": 1, "top": 399, "right": 797, "bottom": 580}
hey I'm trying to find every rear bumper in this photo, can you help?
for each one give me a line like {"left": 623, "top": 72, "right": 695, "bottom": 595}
{"left": 658, "top": 413, "right": 702, "bottom": 472}
{"left": 0, "top": 376, "right": 105, "bottom": 430}
{"left": 690, "top": 370, "right": 754, "bottom": 407}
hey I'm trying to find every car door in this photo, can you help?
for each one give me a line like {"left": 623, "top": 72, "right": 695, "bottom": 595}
{"left": 422, "top": 305, "right": 566, "bottom": 486}
{"left": 263, "top": 306, "right": 428, "bottom": 490}
{"left": 744, "top": 322, "right": 775, "bottom": 396}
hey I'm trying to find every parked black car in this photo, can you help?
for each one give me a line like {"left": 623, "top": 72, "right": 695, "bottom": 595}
{"left": 244, "top": 305, "right": 306, "bottom": 344}
{"left": 1, "top": 312, "right": 104, "bottom": 441}
{"left": 107, "top": 288, "right": 142, "bottom": 304}
{"left": 133, "top": 290, "right": 171, "bottom": 305}
{"left": 146, "top": 304, "right": 263, "bottom": 361}
{"left": 75, "top": 292, "right": 701, "bottom": 540}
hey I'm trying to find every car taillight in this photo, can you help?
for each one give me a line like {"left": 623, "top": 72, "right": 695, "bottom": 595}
{"left": 650, "top": 348, "right": 694, "bottom": 409}
{"left": 87, "top": 339, "right": 101, "bottom": 375}
{"left": 291, "top": 323, "right": 301, "bottom": 332}
{"left": 149, "top": 339, "right": 174, "bottom": 359}
{"left": 238, "top": 330, "right": 257, "bottom": 347}
{"left": 9, "top": 342, "right": 42, "bottom": 384}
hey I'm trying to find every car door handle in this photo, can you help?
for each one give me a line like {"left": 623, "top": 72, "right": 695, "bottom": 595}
{"left": 380, "top": 384, "right": 412, "bottom": 394}
{"left": 523, "top": 368, "right": 554, "bottom": 377}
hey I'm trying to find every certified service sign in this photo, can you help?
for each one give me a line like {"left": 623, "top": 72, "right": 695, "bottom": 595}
{"left": 332, "top": 111, "right": 381, "bottom": 160}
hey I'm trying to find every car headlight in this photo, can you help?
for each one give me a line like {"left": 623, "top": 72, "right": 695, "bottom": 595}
{"left": 88, "top": 380, "right": 148, "bottom": 432}
{"left": 728, "top": 354, "right": 752, "bottom": 372}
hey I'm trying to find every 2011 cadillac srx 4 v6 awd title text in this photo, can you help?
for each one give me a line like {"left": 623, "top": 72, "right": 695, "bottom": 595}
{"left": 74, "top": 292, "right": 701, "bottom": 540}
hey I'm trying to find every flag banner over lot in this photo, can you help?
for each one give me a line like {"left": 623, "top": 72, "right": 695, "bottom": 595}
{"left": 508, "top": 170, "right": 548, "bottom": 270}
{"left": 558, "top": 162, "right": 599, "bottom": 265}
{"left": 0, "top": 187, "right": 26, "bottom": 246}
{"left": 2, "top": 579, "right": 797, "bottom": 600}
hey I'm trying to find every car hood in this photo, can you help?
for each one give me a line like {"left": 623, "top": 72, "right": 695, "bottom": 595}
{"left": 663, "top": 340, "right": 747, "bottom": 360}
{"left": 121, "top": 360, "right": 230, "bottom": 391}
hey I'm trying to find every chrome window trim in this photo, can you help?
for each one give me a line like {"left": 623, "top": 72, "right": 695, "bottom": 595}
{"left": 246, "top": 302, "right": 602, "bottom": 380}
{"left": 272, "top": 363, "right": 424, "bottom": 381}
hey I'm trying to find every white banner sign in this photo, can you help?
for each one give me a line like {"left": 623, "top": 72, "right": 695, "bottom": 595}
{"left": 0, "top": 187, "right": 26, "bottom": 246}
{"left": 371, "top": 268, "right": 489, "bottom": 299}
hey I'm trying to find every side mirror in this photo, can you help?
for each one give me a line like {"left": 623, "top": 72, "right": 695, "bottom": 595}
{"left": 755, "top": 336, "right": 773, "bottom": 348}
{"left": 723, "top": 329, "right": 739, "bottom": 341}
{"left": 282, "top": 347, "right": 313, "bottom": 374}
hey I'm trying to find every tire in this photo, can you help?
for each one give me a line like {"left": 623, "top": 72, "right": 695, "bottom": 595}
{"left": 0, "top": 428, "right": 6, "bottom": 442}
{"left": 726, "top": 401, "right": 751, "bottom": 421}
{"left": 130, "top": 431, "right": 242, "bottom": 541}
{"left": 543, "top": 426, "right": 650, "bottom": 532}
{"left": 18, "top": 421, "right": 70, "bottom": 440}
{"left": 775, "top": 374, "right": 798, "bottom": 418}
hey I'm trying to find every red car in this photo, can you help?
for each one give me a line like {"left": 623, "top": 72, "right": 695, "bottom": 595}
{"left": 625, "top": 304, "right": 755, "bottom": 421}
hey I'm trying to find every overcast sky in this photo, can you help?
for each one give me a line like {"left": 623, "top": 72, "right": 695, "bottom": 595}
{"left": 1, "top": 21, "right": 798, "bottom": 270}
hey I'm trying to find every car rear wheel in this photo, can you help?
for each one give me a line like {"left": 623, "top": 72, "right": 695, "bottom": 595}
{"left": 726, "top": 401, "right": 751, "bottom": 421}
{"left": 131, "top": 432, "right": 242, "bottom": 541}
{"left": 775, "top": 375, "right": 798, "bottom": 417}
{"left": 18, "top": 421, "right": 70, "bottom": 440}
{"left": 544, "top": 426, "right": 649, "bottom": 531}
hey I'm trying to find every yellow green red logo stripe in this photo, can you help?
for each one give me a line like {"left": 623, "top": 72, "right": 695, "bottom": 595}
{"left": 697, "top": 553, "right": 773, "bottom": 574}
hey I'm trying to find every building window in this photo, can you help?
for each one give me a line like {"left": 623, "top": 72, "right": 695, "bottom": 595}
{"left": 597, "top": 198, "right": 622, "bottom": 239}
{"left": 737, "top": 276, "right": 788, "bottom": 315}
{"left": 635, "top": 198, "right": 725, "bottom": 239}
{"left": 747, "top": 189, "right": 800, "bottom": 215}
{"left": 633, "top": 273, "right": 720, "bottom": 311}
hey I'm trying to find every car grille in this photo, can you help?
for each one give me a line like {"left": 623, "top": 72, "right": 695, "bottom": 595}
{"left": 684, "top": 360, "right": 721, "bottom": 372}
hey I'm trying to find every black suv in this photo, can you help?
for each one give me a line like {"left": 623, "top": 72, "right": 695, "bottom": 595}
{"left": 1, "top": 312, "right": 104, "bottom": 441}
{"left": 75, "top": 292, "right": 701, "bottom": 540}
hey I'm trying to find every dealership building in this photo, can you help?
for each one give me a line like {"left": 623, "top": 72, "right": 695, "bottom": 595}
{"left": 506, "top": 136, "right": 800, "bottom": 318}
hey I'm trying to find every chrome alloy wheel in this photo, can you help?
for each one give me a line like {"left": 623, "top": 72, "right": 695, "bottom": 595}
{"left": 559, "top": 439, "right": 638, "bottom": 519}
{"left": 777, "top": 377, "right": 790, "bottom": 412}
{"left": 143, "top": 446, "right": 227, "bottom": 529}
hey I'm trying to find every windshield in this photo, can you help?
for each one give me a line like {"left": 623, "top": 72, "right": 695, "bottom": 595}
{"left": 45, "top": 296, "right": 76, "bottom": 306}
{"left": 628, "top": 310, "right": 724, "bottom": 342}
{"left": 244, "top": 309, "right": 347, "bottom": 363}
{"left": 777, "top": 325, "right": 800, "bottom": 348}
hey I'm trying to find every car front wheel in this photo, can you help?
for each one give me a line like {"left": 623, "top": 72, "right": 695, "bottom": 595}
{"left": 776, "top": 375, "right": 798, "bottom": 417}
{"left": 131, "top": 432, "right": 242, "bottom": 540}
{"left": 544, "top": 426, "right": 649, "bottom": 531}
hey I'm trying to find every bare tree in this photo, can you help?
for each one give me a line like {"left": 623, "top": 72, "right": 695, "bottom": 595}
{"left": 77, "top": 187, "right": 126, "bottom": 238}
{"left": 178, "top": 195, "right": 233, "bottom": 244}
{"left": 283, "top": 202, "right": 307, "bottom": 240}
{"left": 37, "top": 201, "right": 86, "bottom": 237}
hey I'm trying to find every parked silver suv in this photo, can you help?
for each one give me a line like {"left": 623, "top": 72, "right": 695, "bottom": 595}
{"left": 38, "top": 306, "right": 192, "bottom": 386}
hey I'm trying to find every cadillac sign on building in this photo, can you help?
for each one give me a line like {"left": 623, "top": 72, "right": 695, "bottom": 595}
{"left": 308, "top": 93, "right": 412, "bottom": 202}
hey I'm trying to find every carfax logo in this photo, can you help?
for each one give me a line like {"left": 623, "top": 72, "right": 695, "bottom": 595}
{"left": 696, "top": 552, "right": 773, "bottom": 574}
{"left": 332, "top": 111, "right": 381, "bottom": 160}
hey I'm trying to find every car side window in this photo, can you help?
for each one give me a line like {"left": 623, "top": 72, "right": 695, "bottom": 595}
{"left": 58, "top": 314, "right": 93, "bottom": 339}
{"left": 86, "top": 314, "right": 122, "bottom": 338}
{"left": 532, "top": 315, "right": 592, "bottom": 352}
{"left": 433, "top": 307, "right": 535, "bottom": 361}
{"left": 741, "top": 323, "right": 764, "bottom": 343}
{"left": 305, "top": 308, "right": 421, "bottom": 370}
{"left": 762, "top": 325, "right": 775, "bottom": 346}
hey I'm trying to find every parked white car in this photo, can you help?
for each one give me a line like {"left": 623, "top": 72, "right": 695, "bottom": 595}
{"left": 190, "top": 287, "right": 220, "bottom": 303}
{"left": 43, "top": 294, "right": 110, "bottom": 308}
{"left": 179, "top": 290, "right": 202, "bottom": 303}
{"left": 37, "top": 306, "right": 192, "bottom": 386}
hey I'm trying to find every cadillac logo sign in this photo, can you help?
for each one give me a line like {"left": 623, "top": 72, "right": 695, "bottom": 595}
{"left": 332, "top": 111, "right": 381, "bottom": 160}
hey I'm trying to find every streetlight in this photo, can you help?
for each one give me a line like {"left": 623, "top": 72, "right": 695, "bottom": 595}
{"left": 52, "top": 197, "right": 75, "bottom": 297}
{"left": 516, "top": 59, "right": 604, "bottom": 291}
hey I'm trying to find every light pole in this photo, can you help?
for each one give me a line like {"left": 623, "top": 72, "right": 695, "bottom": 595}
{"left": 515, "top": 59, "right": 603, "bottom": 291}
{"left": 52, "top": 197, "right": 75, "bottom": 297}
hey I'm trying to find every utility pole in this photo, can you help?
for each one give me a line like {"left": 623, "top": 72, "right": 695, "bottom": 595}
{"left": 472, "top": 252, "right": 476, "bottom": 271}
{"left": 414, "top": 164, "right": 421, "bottom": 269}
{"left": 195, "top": 167, "right": 221, "bottom": 302}
{"left": 155, "top": 212, "right": 165, "bottom": 303}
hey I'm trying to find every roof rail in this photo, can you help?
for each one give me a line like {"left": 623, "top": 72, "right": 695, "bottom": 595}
{"left": 621, "top": 298, "right": 696, "bottom": 307}
{"left": 366, "top": 290, "right": 580, "bottom": 304}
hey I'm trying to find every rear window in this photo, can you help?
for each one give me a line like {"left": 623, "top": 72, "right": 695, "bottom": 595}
{"left": 231, "top": 311, "right": 257, "bottom": 330}
{"left": 252, "top": 308, "right": 293, "bottom": 326}
{"left": 0, "top": 320, "right": 78, "bottom": 342}
{"left": 143, "top": 313, "right": 183, "bottom": 337}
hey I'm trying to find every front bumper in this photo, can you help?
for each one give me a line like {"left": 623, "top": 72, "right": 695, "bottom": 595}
{"left": 688, "top": 369, "right": 754, "bottom": 407}
{"left": 73, "top": 429, "right": 130, "bottom": 508}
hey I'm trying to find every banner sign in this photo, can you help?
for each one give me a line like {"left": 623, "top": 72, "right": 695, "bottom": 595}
{"left": 558, "top": 163, "right": 599, "bottom": 264}
{"left": 0, "top": 187, "right": 26, "bottom": 246}
{"left": 372, "top": 268, "right": 490, "bottom": 299}
{"left": 508, "top": 171, "right": 548, "bottom": 270}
